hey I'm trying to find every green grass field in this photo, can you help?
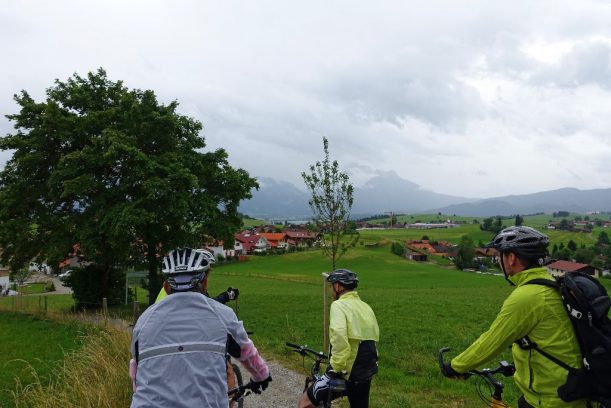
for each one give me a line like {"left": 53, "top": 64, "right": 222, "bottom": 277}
{"left": 206, "top": 245, "right": 520, "bottom": 407}
{"left": 0, "top": 313, "right": 87, "bottom": 407}
{"left": 2, "top": 221, "right": 610, "bottom": 407}
{"left": 0, "top": 294, "right": 75, "bottom": 314}
{"left": 356, "top": 221, "right": 605, "bottom": 249}
{"left": 18, "top": 282, "right": 54, "bottom": 295}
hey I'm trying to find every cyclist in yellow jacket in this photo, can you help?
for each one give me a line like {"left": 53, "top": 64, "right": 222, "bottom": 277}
{"left": 299, "top": 269, "right": 380, "bottom": 408}
{"left": 441, "top": 226, "right": 587, "bottom": 408}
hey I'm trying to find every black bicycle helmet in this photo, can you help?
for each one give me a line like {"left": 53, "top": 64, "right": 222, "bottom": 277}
{"left": 327, "top": 269, "right": 359, "bottom": 287}
{"left": 486, "top": 226, "right": 549, "bottom": 259}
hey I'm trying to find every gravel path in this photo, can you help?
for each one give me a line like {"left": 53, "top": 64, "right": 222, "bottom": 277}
{"left": 234, "top": 359, "right": 304, "bottom": 408}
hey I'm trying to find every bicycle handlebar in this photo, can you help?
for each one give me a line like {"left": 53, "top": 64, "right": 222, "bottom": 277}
{"left": 228, "top": 380, "right": 256, "bottom": 401}
{"left": 438, "top": 347, "right": 451, "bottom": 370}
{"left": 285, "top": 342, "right": 329, "bottom": 361}
{"left": 438, "top": 348, "right": 515, "bottom": 378}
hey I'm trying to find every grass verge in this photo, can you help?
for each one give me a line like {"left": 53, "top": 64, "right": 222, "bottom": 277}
{"left": 12, "top": 327, "right": 131, "bottom": 408}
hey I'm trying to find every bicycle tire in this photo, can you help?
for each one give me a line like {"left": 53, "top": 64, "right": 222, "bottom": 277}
{"left": 232, "top": 363, "right": 244, "bottom": 408}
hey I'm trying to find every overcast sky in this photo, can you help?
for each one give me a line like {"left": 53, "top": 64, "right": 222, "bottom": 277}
{"left": 2, "top": 0, "right": 611, "bottom": 198}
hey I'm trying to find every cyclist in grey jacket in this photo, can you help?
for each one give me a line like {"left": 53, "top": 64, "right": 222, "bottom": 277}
{"left": 129, "top": 248, "right": 271, "bottom": 408}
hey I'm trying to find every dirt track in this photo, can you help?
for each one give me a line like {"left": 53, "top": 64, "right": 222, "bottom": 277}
{"left": 234, "top": 359, "right": 304, "bottom": 408}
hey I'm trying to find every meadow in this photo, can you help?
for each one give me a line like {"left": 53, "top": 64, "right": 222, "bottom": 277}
{"left": 359, "top": 213, "right": 610, "bottom": 248}
{"left": 209, "top": 245, "right": 519, "bottom": 407}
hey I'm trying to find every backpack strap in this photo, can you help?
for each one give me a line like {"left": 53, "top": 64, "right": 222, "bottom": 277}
{"left": 515, "top": 336, "right": 575, "bottom": 372}
{"left": 516, "top": 278, "right": 575, "bottom": 373}
{"left": 523, "top": 278, "right": 560, "bottom": 289}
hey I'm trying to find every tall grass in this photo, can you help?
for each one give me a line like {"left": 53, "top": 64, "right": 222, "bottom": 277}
{"left": 0, "top": 313, "right": 86, "bottom": 407}
{"left": 13, "top": 329, "right": 132, "bottom": 408}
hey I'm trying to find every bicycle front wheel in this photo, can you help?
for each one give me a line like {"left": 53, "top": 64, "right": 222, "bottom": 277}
{"left": 232, "top": 363, "right": 244, "bottom": 408}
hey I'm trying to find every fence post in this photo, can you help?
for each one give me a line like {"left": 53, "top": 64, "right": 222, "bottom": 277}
{"left": 322, "top": 272, "right": 330, "bottom": 355}
{"left": 133, "top": 300, "right": 140, "bottom": 324}
{"left": 38, "top": 295, "right": 42, "bottom": 311}
{"left": 44, "top": 296, "right": 48, "bottom": 314}
{"left": 102, "top": 297, "right": 108, "bottom": 324}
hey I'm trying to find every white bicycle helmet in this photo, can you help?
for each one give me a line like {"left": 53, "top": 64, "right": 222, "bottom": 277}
{"left": 162, "top": 248, "right": 215, "bottom": 291}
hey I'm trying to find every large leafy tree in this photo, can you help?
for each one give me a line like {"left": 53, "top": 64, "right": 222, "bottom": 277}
{"left": 0, "top": 69, "right": 257, "bottom": 304}
{"left": 302, "top": 137, "right": 358, "bottom": 271}
{"left": 454, "top": 235, "right": 475, "bottom": 270}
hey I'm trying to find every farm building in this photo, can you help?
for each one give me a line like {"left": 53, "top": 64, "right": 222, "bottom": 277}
{"left": 405, "top": 249, "right": 427, "bottom": 262}
{"left": 546, "top": 260, "right": 599, "bottom": 278}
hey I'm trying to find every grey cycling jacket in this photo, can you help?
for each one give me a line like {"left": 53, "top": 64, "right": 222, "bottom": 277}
{"left": 130, "top": 291, "right": 267, "bottom": 408}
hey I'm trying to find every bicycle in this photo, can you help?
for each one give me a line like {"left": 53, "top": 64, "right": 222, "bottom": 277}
{"left": 286, "top": 342, "right": 347, "bottom": 408}
{"left": 227, "top": 352, "right": 245, "bottom": 408}
{"left": 228, "top": 379, "right": 257, "bottom": 407}
{"left": 226, "top": 295, "right": 248, "bottom": 408}
{"left": 439, "top": 347, "right": 516, "bottom": 408}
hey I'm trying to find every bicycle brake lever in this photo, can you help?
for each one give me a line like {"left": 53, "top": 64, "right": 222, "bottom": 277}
{"left": 499, "top": 361, "right": 516, "bottom": 377}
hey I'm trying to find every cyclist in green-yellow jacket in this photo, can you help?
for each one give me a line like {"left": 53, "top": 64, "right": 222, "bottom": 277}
{"left": 299, "top": 269, "right": 380, "bottom": 408}
{"left": 440, "top": 226, "right": 587, "bottom": 408}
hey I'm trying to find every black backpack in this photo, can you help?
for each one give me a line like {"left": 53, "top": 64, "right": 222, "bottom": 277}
{"left": 517, "top": 272, "right": 611, "bottom": 407}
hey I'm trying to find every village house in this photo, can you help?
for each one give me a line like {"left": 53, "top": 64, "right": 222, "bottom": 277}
{"left": 28, "top": 261, "right": 53, "bottom": 275}
{"left": 284, "top": 230, "right": 321, "bottom": 247}
{"left": 405, "top": 240, "right": 455, "bottom": 257}
{"left": 475, "top": 247, "right": 499, "bottom": 263}
{"left": 234, "top": 231, "right": 270, "bottom": 254}
{"left": 0, "top": 263, "right": 10, "bottom": 293}
{"left": 546, "top": 260, "right": 600, "bottom": 278}
{"left": 259, "top": 232, "right": 289, "bottom": 250}
{"left": 202, "top": 240, "right": 241, "bottom": 259}
{"left": 59, "top": 244, "right": 90, "bottom": 273}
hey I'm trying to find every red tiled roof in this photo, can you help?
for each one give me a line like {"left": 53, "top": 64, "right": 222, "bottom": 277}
{"left": 259, "top": 233, "right": 287, "bottom": 241}
{"left": 547, "top": 260, "right": 590, "bottom": 272}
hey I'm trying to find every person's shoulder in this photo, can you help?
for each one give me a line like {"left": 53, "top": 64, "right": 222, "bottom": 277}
{"left": 209, "top": 298, "right": 238, "bottom": 317}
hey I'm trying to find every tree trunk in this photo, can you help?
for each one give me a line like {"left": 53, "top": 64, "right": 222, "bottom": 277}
{"left": 147, "top": 243, "right": 162, "bottom": 305}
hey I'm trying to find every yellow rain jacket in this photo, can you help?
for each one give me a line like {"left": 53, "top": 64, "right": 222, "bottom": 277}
{"left": 451, "top": 267, "right": 587, "bottom": 408}
{"left": 329, "top": 291, "right": 380, "bottom": 376}
{"left": 156, "top": 287, "right": 168, "bottom": 303}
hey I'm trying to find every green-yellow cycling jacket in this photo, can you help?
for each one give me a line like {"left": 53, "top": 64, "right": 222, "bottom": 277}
{"left": 451, "top": 267, "right": 587, "bottom": 408}
{"left": 329, "top": 290, "right": 379, "bottom": 376}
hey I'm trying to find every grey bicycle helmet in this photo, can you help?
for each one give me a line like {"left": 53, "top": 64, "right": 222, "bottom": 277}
{"left": 327, "top": 269, "right": 359, "bottom": 287}
{"left": 486, "top": 226, "right": 549, "bottom": 259}
{"left": 162, "top": 248, "right": 215, "bottom": 291}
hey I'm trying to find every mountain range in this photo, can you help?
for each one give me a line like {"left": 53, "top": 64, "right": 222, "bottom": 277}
{"left": 238, "top": 172, "right": 611, "bottom": 219}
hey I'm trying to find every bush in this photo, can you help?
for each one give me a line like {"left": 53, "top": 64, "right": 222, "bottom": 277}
{"left": 63, "top": 266, "right": 129, "bottom": 309}
{"left": 391, "top": 242, "right": 405, "bottom": 257}
{"left": 45, "top": 281, "right": 56, "bottom": 292}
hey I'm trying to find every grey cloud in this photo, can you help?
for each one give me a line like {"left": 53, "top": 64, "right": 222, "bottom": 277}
{"left": 531, "top": 41, "right": 611, "bottom": 89}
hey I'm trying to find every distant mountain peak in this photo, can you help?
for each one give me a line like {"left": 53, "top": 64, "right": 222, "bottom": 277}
{"left": 361, "top": 171, "right": 419, "bottom": 190}
{"left": 239, "top": 175, "right": 611, "bottom": 218}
